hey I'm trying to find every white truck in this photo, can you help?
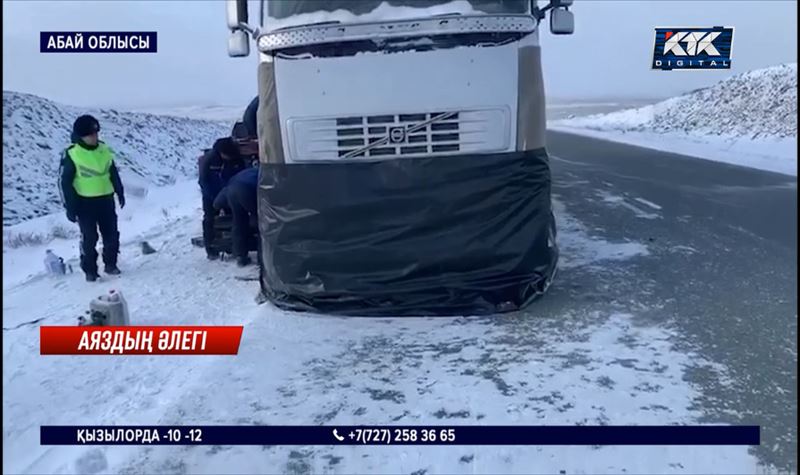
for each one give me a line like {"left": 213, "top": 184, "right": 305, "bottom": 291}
{"left": 224, "top": 0, "right": 573, "bottom": 316}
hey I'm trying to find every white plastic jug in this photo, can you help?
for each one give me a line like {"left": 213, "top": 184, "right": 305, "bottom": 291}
{"left": 59, "top": 258, "right": 72, "bottom": 274}
{"left": 89, "top": 290, "right": 130, "bottom": 326}
{"left": 44, "top": 250, "right": 64, "bottom": 275}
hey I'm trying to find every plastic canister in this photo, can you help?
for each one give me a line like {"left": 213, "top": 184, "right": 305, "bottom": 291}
{"left": 44, "top": 250, "right": 64, "bottom": 275}
{"left": 88, "top": 290, "right": 130, "bottom": 326}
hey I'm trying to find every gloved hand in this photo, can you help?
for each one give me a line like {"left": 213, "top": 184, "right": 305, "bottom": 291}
{"left": 66, "top": 210, "right": 77, "bottom": 223}
{"left": 118, "top": 194, "right": 126, "bottom": 209}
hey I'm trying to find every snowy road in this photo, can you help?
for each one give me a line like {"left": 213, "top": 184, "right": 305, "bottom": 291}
{"left": 547, "top": 130, "right": 797, "bottom": 472}
{"left": 3, "top": 131, "right": 796, "bottom": 474}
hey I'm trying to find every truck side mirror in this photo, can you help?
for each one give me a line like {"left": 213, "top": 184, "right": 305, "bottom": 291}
{"left": 226, "top": 0, "right": 248, "bottom": 30}
{"left": 228, "top": 30, "right": 250, "bottom": 57}
{"left": 550, "top": 8, "right": 574, "bottom": 35}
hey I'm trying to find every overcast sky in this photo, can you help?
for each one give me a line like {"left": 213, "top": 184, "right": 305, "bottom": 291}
{"left": 3, "top": 0, "right": 797, "bottom": 109}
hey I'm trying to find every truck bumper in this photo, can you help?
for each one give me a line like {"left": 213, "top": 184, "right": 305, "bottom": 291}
{"left": 257, "top": 149, "right": 558, "bottom": 316}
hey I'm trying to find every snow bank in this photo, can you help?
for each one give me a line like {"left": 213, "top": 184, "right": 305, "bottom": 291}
{"left": 2, "top": 179, "right": 201, "bottom": 290}
{"left": 2, "top": 91, "right": 230, "bottom": 225}
{"left": 552, "top": 126, "right": 797, "bottom": 176}
{"left": 556, "top": 64, "right": 796, "bottom": 138}
{"left": 128, "top": 104, "right": 245, "bottom": 122}
{"left": 551, "top": 64, "right": 798, "bottom": 175}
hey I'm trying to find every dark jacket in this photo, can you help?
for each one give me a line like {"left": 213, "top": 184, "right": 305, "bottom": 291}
{"left": 243, "top": 96, "right": 259, "bottom": 138}
{"left": 198, "top": 149, "right": 247, "bottom": 200}
{"left": 212, "top": 165, "right": 257, "bottom": 211}
{"left": 213, "top": 186, "right": 230, "bottom": 211}
{"left": 60, "top": 140, "right": 124, "bottom": 216}
{"left": 229, "top": 166, "right": 258, "bottom": 189}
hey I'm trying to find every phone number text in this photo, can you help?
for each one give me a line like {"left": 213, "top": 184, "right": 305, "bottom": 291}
{"left": 353, "top": 428, "right": 456, "bottom": 444}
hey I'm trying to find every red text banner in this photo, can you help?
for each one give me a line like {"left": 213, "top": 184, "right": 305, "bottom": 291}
{"left": 40, "top": 326, "right": 243, "bottom": 355}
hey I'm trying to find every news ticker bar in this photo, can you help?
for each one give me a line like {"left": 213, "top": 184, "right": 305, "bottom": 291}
{"left": 41, "top": 426, "right": 760, "bottom": 446}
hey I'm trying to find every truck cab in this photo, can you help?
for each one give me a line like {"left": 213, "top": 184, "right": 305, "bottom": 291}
{"left": 225, "top": 0, "right": 573, "bottom": 315}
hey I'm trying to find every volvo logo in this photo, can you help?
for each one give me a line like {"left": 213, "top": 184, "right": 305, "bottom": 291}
{"left": 388, "top": 126, "right": 406, "bottom": 144}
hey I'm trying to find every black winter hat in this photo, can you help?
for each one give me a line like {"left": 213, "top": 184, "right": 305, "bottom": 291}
{"left": 72, "top": 115, "right": 100, "bottom": 138}
{"left": 213, "top": 137, "right": 239, "bottom": 158}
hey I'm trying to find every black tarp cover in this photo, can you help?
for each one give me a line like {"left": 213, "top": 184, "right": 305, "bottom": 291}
{"left": 257, "top": 149, "right": 558, "bottom": 316}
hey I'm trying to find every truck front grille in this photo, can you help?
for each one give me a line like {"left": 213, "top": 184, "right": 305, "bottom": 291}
{"left": 289, "top": 108, "right": 510, "bottom": 162}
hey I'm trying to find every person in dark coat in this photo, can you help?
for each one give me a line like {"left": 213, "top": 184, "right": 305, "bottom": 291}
{"left": 216, "top": 167, "right": 258, "bottom": 267}
{"left": 198, "top": 137, "right": 247, "bottom": 259}
{"left": 60, "top": 115, "right": 125, "bottom": 281}
{"left": 212, "top": 186, "right": 231, "bottom": 214}
{"left": 243, "top": 96, "right": 259, "bottom": 139}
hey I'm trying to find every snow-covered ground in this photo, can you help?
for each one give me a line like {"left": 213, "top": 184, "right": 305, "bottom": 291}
{"left": 2, "top": 179, "right": 200, "bottom": 290}
{"left": 127, "top": 105, "right": 245, "bottom": 123}
{"left": 2, "top": 91, "right": 230, "bottom": 225}
{"left": 3, "top": 177, "right": 760, "bottom": 473}
{"left": 546, "top": 100, "right": 659, "bottom": 121}
{"left": 550, "top": 64, "right": 798, "bottom": 176}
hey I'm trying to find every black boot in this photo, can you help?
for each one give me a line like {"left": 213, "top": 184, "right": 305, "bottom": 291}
{"left": 236, "top": 255, "right": 252, "bottom": 267}
{"left": 85, "top": 272, "right": 99, "bottom": 282}
{"left": 104, "top": 264, "right": 121, "bottom": 275}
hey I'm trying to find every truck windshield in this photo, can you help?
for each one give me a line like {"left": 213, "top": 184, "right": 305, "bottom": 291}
{"left": 263, "top": 0, "right": 529, "bottom": 30}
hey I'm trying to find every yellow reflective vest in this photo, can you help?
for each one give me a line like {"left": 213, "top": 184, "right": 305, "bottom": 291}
{"left": 68, "top": 143, "right": 114, "bottom": 197}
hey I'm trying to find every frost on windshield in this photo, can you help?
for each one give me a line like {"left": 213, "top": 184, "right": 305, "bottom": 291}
{"left": 263, "top": 0, "right": 528, "bottom": 31}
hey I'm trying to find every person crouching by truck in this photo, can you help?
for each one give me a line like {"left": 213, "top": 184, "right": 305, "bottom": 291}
{"left": 60, "top": 115, "right": 125, "bottom": 282}
{"left": 213, "top": 167, "right": 259, "bottom": 267}
{"left": 199, "top": 137, "right": 247, "bottom": 260}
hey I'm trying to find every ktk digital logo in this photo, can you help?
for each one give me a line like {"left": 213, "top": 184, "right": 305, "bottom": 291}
{"left": 652, "top": 27, "right": 733, "bottom": 71}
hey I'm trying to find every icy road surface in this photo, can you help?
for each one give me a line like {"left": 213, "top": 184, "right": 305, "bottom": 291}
{"left": 3, "top": 132, "right": 796, "bottom": 474}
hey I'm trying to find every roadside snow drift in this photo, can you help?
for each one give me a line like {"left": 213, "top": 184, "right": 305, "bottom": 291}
{"left": 2, "top": 91, "right": 230, "bottom": 225}
{"left": 2, "top": 180, "right": 201, "bottom": 290}
{"left": 128, "top": 105, "right": 244, "bottom": 122}
{"left": 551, "top": 64, "right": 798, "bottom": 175}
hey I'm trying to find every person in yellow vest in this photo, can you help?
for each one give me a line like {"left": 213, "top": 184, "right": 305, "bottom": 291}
{"left": 60, "top": 115, "right": 125, "bottom": 282}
